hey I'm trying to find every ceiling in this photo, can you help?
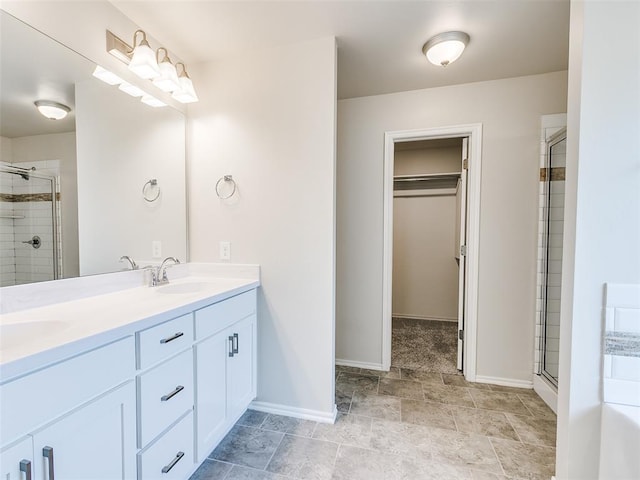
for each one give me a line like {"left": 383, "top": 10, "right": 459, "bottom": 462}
{"left": 111, "top": 0, "right": 570, "bottom": 100}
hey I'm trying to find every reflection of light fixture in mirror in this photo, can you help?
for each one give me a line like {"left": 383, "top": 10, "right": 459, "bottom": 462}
{"left": 128, "top": 30, "right": 160, "bottom": 79}
{"left": 152, "top": 48, "right": 180, "bottom": 92}
{"left": 92, "top": 65, "right": 123, "bottom": 85}
{"left": 172, "top": 63, "right": 199, "bottom": 103}
{"left": 34, "top": 100, "right": 70, "bottom": 120}
{"left": 118, "top": 81, "right": 146, "bottom": 97}
{"left": 422, "top": 31, "right": 470, "bottom": 67}
{"left": 141, "top": 95, "right": 167, "bottom": 108}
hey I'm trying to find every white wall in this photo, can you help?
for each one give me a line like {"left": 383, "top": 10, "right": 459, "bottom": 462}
{"left": 188, "top": 37, "right": 337, "bottom": 417}
{"left": 337, "top": 71, "right": 568, "bottom": 383}
{"left": 556, "top": 1, "right": 640, "bottom": 478}
{"left": 11, "top": 133, "right": 78, "bottom": 277}
{"left": 75, "top": 79, "right": 186, "bottom": 275}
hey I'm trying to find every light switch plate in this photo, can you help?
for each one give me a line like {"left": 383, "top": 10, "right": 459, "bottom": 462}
{"left": 152, "top": 240, "right": 162, "bottom": 258}
{"left": 219, "top": 241, "right": 231, "bottom": 260}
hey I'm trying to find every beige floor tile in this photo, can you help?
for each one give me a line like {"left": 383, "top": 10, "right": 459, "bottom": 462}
{"left": 350, "top": 392, "right": 401, "bottom": 421}
{"left": 266, "top": 434, "right": 338, "bottom": 480}
{"left": 467, "top": 390, "right": 531, "bottom": 416}
{"left": 401, "top": 369, "right": 444, "bottom": 385}
{"left": 261, "top": 414, "right": 317, "bottom": 437}
{"left": 332, "top": 445, "right": 403, "bottom": 480}
{"left": 369, "top": 418, "right": 433, "bottom": 458}
{"left": 359, "top": 367, "right": 402, "bottom": 379}
{"left": 442, "top": 374, "right": 492, "bottom": 390}
{"left": 336, "top": 372, "right": 379, "bottom": 396}
{"left": 488, "top": 385, "right": 535, "bottom": 395}
{"left": 452, "top": 407, "right": 520, "bottom": 441}
{"left": 401, "top": 398, "right": 456, "bottom": 430}
{"left": 429, "top": 428, "right": 503, "bottom": 474}
{"left": 313, "top": 413, "right": 372, "bottom": 449}
{"left": 423, "top": 384, "right": 476, "bottom": 407}
{"left": 517, "top": 394, "right": 557, "bottom": 420}
{"left": 490, "top": 438, "right": 556, "bottom": 479}
{"left": 379, "top": 378, "right": 425, "bottom": 400}
{"left": 506, "top": 414, "right": 556, "bottom": 447}
{"left": 401, "top": 457, "right": 473, "bottom": 479}
{"left": 469, "top": 471, "right": 510, "bottom": 479}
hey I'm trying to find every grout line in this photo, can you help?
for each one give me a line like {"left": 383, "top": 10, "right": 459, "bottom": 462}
{"left": 503, "top": 413, "right": 524, "bottom": 444}
{"left": 487, "top": 437, "right": 508, "bottom": 477}
{"left": 262, "top": 431, "right": 287, "bottom": 473}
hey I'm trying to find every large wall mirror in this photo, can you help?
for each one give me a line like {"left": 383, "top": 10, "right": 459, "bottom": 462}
{"left": 0, "top": 11, "right": 187, "bottom": 286}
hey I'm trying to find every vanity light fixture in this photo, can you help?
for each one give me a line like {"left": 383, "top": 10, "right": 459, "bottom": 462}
{"left": 118, "top": 81, "right": 146, "bottom": 98}
{"left": 34, "top": 100, "right": 70, "bottom": 120}
{"left": 422, "top": 31, "right": 470, "bottom": 67}
{"left": 128, "top": 30, "right": 160, "bottom": 79}
{"left": 171, "top": 63, "right": 199, "bottom": 104}
{"left": 92, "top": 65, "right": 123, "bottom": 85}
{"left": 141, "top": 94, "right": 167, "bottom": 108}
{"left": 152, "top": 48, "right": 181, "bottom": 93}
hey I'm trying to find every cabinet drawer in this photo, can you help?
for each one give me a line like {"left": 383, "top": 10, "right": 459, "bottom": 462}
{"left": 138, "top": 349, "right": 193, "bottom": 447}
{"left": 195, "top": 290, "right": 256, "bottom": 340}
{"left": 138, "top": 313, "right": 193, "bottom": 370}
{"left": 138, "top": 412, "right": 194, "bottom": 480}
{"left": 0, "top": 337, "right": 134, "bottom": 447}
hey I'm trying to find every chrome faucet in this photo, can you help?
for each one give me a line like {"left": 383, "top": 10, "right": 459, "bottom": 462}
{"left": 154, "top": 257, "right": 180, "bottom": 286}
{"left": 119, "top": 255, "right": 138, "bottom": 270}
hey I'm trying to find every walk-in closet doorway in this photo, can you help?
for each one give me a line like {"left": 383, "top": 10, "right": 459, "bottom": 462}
{"left": 382, "top": 125, "right": 482, "bottom": 381}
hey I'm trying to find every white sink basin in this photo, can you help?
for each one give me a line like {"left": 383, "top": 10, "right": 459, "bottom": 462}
{"left": 155, "top": 282, "right": 211, "bottom": 295}
{"left": 1, "top": 320, "right": 69, "bottom": 350}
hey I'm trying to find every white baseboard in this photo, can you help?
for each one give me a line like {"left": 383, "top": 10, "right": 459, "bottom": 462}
{"left": 249, "top": 401, "right": 338, "bottom": 424}
{"left": 533, "top": 374, "right": 558, "bottom": 413}
{"left": 475, "top": 375, "right": 534, "bottom": 389}
{"left": 335, "top": 358, "right": 385, "bottom": 371}
{"left": 392, "top": 314, "right": 458, "bottom": 323}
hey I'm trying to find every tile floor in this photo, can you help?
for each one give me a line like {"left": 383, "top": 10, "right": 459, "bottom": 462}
{"left": 191, "top": 320, "right": 557, "bottom": 480}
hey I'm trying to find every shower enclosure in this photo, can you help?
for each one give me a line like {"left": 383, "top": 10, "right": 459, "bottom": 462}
{"left": 539, "top": 129, "right": 567, "bottom": 388}
{"left": 0, "top": 164, "right": 60, "bottom": 286}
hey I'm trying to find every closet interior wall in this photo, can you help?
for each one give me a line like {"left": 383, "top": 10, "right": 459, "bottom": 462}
{"left": 392, "top": 139, "right": 463, "bottom": 323}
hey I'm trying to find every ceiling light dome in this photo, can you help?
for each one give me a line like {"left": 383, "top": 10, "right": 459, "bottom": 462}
{"left": 34, "top": 100, "right": 70, "bottom": 120}
{"left": 422, "top": 31, "right": 470, "bottom": 67}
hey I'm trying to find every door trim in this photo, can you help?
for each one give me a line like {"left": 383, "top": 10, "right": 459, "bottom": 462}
{"left": 382, "top": 123, "right": 482, "bottom": 381}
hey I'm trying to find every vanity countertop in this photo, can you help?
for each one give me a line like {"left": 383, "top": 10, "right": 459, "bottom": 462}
{"left": 0, "top": 266, "right": 260, "bottom": 381}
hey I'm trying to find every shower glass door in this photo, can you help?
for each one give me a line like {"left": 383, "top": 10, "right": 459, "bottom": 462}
{"left": 0, "top": 166, "right": 59, "bottom": 286}
{"left": 540, "top": 131, "right": 566, "bottom": 387}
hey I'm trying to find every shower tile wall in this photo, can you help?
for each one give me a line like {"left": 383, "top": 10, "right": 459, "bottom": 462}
{"left": 0, "top": 166, "right": 16, "bottom": 286}
{"left": 534, "top": 129, "right": 565, "bottom": 381}
{"left": 0, "top": 160, "right": 62, "bottom": 286}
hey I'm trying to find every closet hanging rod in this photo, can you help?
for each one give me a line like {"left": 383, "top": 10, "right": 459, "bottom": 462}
{"left": 393, "top": 172, "right": 461, "bottom": 182}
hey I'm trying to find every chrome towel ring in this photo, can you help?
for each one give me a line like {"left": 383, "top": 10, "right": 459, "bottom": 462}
{"left": 142, "top": 178, "right": 161, "bottom": 202}
{"left": 215, "top": 175, "right": 237, "bottom": 199}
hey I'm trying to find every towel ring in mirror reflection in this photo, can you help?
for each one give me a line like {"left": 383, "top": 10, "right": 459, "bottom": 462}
{"left": 215, "top": 175, "right": 237, "bottom": 199}
{"left": 142, "top": 178, "right": 161, "bottom": 202}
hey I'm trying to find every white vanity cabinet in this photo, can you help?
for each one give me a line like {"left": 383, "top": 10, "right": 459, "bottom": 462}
{"left": 194, "top": 290, "right": 257, "bottom": 462}
{"left": 0, "top": 437, "right": 33, "bottom": 480}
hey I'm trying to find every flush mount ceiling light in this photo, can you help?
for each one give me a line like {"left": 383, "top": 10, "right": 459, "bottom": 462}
{"left": 128, "top": 30, "right": 160, "bottom": 79}
{"left": 34, "top": 100, "right": 70, "bottom": 120}
{"left": 152, "top": 48, "right": 181, "bottom": 93}
{"left": 422, "top": 31, "right": 470, "bottom": 67}
{"left": 171, "top": 63, "right": 199, "bottom": 104}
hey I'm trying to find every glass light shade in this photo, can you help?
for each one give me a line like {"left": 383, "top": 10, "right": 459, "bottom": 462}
{"left": 92, "top": 65, "right": 123, "bottom": 85}
{"left": 422, "top": 31, "right": 470, "bottom": 67}
{"left": 118, "top": 82, "right": 145, "bottom": 97}
{"left": 152, "top": 60, "right": 181, "bottom": 92}
{"left": 171, "top": 76, "right": 198, "bottom": 104}
{"left": 128, "top": 42, "right": 160, "bottom": 79}
{"left": 141, "top": 95, "right": 167, "bottom": 108}
{"left": 34, "top": 100, "right": 70, "bottom": 120}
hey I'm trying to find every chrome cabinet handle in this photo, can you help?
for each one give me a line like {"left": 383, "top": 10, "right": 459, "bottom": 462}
{"left": 228, "top": 336, "right": 234, "bottom": 357}
{"left": 161, "top": 385, "right": 184, "bottom": 402}
{"left": 161, "top": 451, "right": 184, "bottom": 474}
{"left": 19, "top": 459, "right": 32, "bottom": 480}
{"left": 43, "top": 446, "right": 55, "bottom": 480}
{"left": 233, "top": 333, "right": 239, "bottom": 354}
{"left": 160, "top": 332, "right": 184, "bottom": 344}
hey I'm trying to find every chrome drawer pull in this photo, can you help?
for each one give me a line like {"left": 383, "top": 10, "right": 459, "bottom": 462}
{"left": 161, "top": 451, "right": 184, "bottom": 474}
{"left": 43, "top": 446, "right": 55, "bottom": 480}
{"left": 228, "top": 336, "right": 234, "bottom": 357}
{"left": 233, "top": 333, "right": 239, "bottom": 354}
{"left": 19, "top": 459, "right": 32, "bottom": 480}
{"left": 160, "top": 332, "right": 184, "bottom": 344}
{"left": 161, "top": 385, "right": 184, "bottom": 402}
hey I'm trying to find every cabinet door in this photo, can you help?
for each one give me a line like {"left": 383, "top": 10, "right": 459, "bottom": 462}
{"left": 0, "top": 436, "right": 33, "bottom": 480}
{"left": 32, "top": 382, "right": 136, "bottom": 480}
{"left": 194, "top": 331, "right": 228, "bottom": 462}
{"left": 227, "top": 315, "right": 256, "bottom": 421}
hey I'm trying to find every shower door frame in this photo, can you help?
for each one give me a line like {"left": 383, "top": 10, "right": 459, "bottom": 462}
{"left": 1, "top": 166, "right": 60, "bottom": 281}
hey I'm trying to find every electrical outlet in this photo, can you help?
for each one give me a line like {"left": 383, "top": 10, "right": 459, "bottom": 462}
{"left": 219, "top": 241, "right": 231, "bottom": 260}
{"left": 152, "top": 240, "right": 162, "bottom": 258}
